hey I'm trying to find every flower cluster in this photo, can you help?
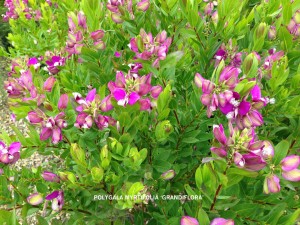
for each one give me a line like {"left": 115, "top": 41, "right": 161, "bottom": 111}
{"left": 45, "top": 55, "right": 66, "bottom": 75}
{"left": 108, "top": 69, "right": 163, "bottom": 110}
{"left": 27, "top": 109, "right": 68, "bottom": 144}
{"left": 0, "top": 141, "right": 21, "bottom": 164}
{"left": 66, "top": 11, "right": 87, "bottom": 55}
{"left": 66, "top": 11, "right": 106, "bottom": 55}
{"left": 73, "top": 89, "right": 116, "bottom": 130}
{"left": 107, "top": 0, "right": 150, "bottom": 23}
{"left": 129, "top": 29, "right": 172, "bottom": 67}
{"left": 2, "top": 0, "right": 42, "bottom": 21}
{"left": 211, "top": 124, "right": 273, "bottom": 171}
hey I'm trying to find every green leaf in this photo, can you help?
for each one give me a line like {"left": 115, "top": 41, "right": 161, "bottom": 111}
{"left": 227, "top": 168, "right": 259, "bottom": 178}
{"left": 273, "top": 140, "right": 290, "bottom": 165}
{"left": 197, "top": 208, "right": 210, "bottom": 225}
{"left": 128, "top": 182, "right": 144, "bottom": 196}
{"left": 157, "top": 84, "right": 171, "bottom": 114}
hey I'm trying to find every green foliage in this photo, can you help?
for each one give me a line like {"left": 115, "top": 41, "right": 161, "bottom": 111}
{"left": 0, "top": 0, "right": 299, "bottom": 224}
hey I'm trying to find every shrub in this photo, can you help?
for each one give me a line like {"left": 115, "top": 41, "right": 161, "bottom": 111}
{"left": 0, "top": 0, "right": 299, "bottom": 224}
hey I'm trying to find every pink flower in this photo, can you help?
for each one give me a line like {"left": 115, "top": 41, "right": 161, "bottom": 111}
{"left": 75, "top": 113, "right": 93, "bottom": 129}
{"left": 46, "top": 190, "right": 64, "bottom": 211}
{"left": 43, "top": 76, "right": 56, "bottom": 92}
{"left": 0, "top": 141, "right": 21, "bottom": 164}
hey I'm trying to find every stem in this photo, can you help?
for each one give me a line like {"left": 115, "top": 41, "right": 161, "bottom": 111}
{"left": 210, "top": 158, "right": 232, "bottom": 211}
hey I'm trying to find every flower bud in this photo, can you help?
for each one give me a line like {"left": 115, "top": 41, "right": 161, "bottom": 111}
{"left": 263, "top": 174, "right": 280, "bottom": 194}
{"left": 111, "top": 13, "right": 123, "bottom": 23}
{"left": 42, "top": 171, "right": 60, "bottom": 182}
{"left": 282, "top": 169, "right": 300, "bottom": 182}
{"left": 27, "top": 111, "right": 44, "bottom": 124}
{"left": 281, "top": 155, "right": 300, "bottom": 171}
{"left": 150, "top": 85, "right": 163, "bottom": 99}
{"left": 268, "top": 26, "right": 276, "bottom": 40}
{"left": 90, "top": 30, "right": 105, "bottom": 41}
{"left": 137, "top": 0, "right": 150, "bottom": 11}
{"left": 58, "top": 94, "right": 69, "bottom": 110}
{"left": 27, "top": 193, "right": 43, "bottom": 205}
{"left": 255, "top": 23, "right": 267, "bottom": 39}
{"left": 213, "top": 124, "right": 227, "bottom": 146}
{"left": 161, "top": 170, "right": 175, "bottom": 180}
{"left": 77, "top": 11, "right": 87, "bottom": 30}
{"left": 43, "top": 76, "right": 56, "bottom": 92}
{"left": 94, "top": 40, "right": 106, "bottom": 50}
{"left": 180, "top": 216, "right": 199, "bottom": 225}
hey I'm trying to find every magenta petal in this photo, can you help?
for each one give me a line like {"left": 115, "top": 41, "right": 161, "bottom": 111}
{"left": 8, "top": 142, "right": 21, "bottom": 154}
{"left": 243, "top": 152, "right": 266, "bottom": 171}
{"left": 46, "top": 190, "right": 59, "bottom": 200}
{"left": 128, "top": 92, "right": 140, "bottom": 105}
{"left": 52, "top": 128, "right": 62, "bottom": 144}
{"left": 213, "top": 124, "right": 227, "bottom": 145}
{"left": 86, "top": 88, "right": 96, "bottom": 103}
{"left": 250, "top": 85, "right": 261, "bottom": 101}
{"left": 40, "top": 127, "right": 52, "bottom": 141}
{"left": 210, "top": 147, "right": 227, "bottom": 158}
{"left": 219, "top": 102, "right": 234, "bottom": 115}
{"left": 113, "top": 88, "right": 126, "bottom": 101}
{"left": 238, "top": 101, "right": 251, "bottom": 116}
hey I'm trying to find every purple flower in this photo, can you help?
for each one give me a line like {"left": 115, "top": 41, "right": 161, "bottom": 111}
{"left": 0, "top": 141, "right": 21, "bottom": 164}
{"left": 39, "top": 112, "right": 67, "bottom": 144}
{"left": 95, "top": 114, "right": 116, "bottom": 130}
{"left": 181, "top": 216, "right": 199, "bottom": 225}
{"left": 42, "top": 171, "right": 60, "bottom": 183}
{"left": 129, "top": 29, "right": 172, "bottom": 67}
{"left": 27, "top": 57, "right": 40, "bottom": 69}
{"left": 74, "top": 113, "right": 93, "bottom": 129}
{"left": 46, "top": 56, "right": 66, "bottom": 75}
{"left": 263, "top": 174, "right": 280, "bottom": 194}
{"left": 46, "top": 190, "right": 64, "bottom": 211}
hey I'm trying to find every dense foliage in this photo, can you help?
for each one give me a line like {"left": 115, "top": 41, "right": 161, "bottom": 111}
{"left": 0, "top": 0, "right": 300, "bottom": 224}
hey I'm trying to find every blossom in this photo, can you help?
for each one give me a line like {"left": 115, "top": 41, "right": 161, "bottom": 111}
{"left": 74, "top": 112, "right": 93, "bottom": 129}
{"left": 108, "top": 70, "right": 162, "bottom": 110}
{"left": 27, "top": 111, "right": 67, "bottom": 144}
{"left": 194, "top": 67, "right": 241, "bottom": 117}
{"left": 58, "top": 94, "right": 69, "bottom": 110}
{"left": 211, "top": 124, "right": 268, "bottom": 171}
{"left": 180, "top": 216, "right": 199, "bottom": 225}
{"left": 0, "top": 141, "right": 21, "bottom": 164}
{"left": 129, "top": 29, "right": 172, "bottom": 67}
{"left": 161, "top": 170, "right": 176, "bottom": 180}
{"left": 46, "top": 190, "right": 64, "bottom": 211}
{"left": 45, "top": 56, "right": 66, "bottom": 75}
